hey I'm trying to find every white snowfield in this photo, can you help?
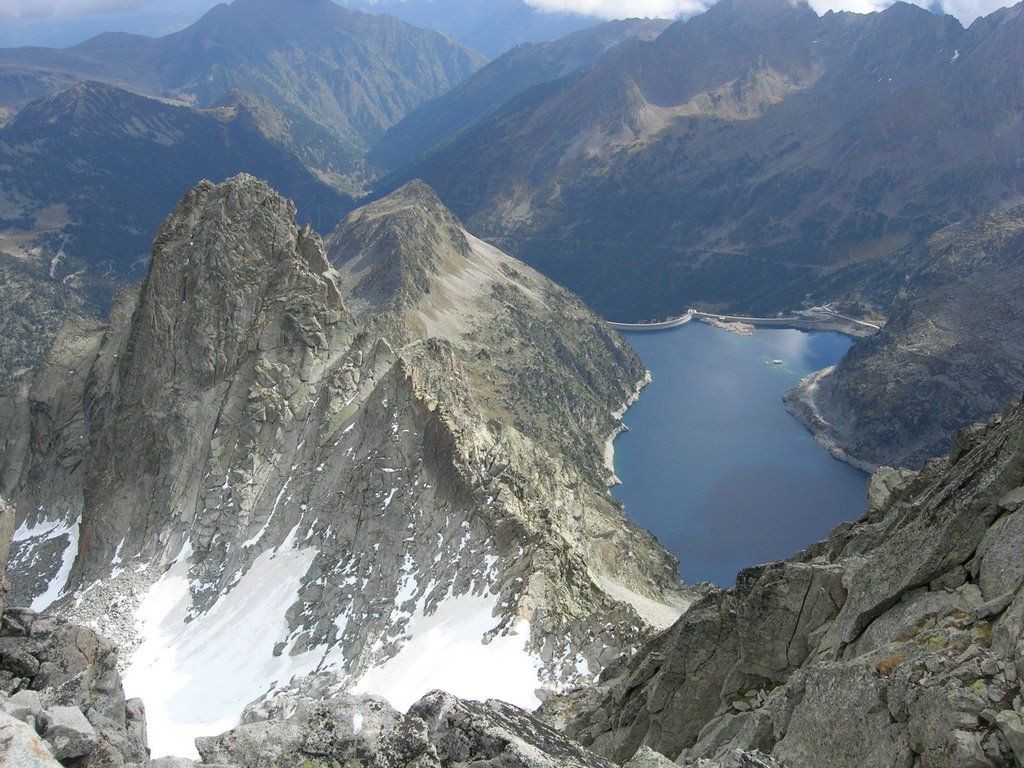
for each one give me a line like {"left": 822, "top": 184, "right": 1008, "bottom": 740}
{"left": 122, "top": 536, "right": 544, "bottom": 760}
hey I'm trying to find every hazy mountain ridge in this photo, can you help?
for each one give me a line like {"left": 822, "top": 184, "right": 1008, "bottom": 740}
{"left": 0, "top": 0, "right": 486, "bottom": 185}
{"left": 334, "top": 0, "right": 614, "bottom": 58}
{"left": 369, "top": 18, "right": 672, "bottom": 172}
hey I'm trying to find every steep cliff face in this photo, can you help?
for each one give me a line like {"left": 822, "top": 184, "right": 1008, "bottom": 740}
{"left": 550, "top": 399, "right": 1024, "bottom": 767}
{"left": 0, "top": 175, "right": 689, "bottom": 757}
{"left": 787, "top": 204, "right": 1024, "bottom": 470}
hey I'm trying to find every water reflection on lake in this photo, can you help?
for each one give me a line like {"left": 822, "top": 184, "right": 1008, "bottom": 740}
{"left": 612, "top": 322, "right": 868, "bottom": 587}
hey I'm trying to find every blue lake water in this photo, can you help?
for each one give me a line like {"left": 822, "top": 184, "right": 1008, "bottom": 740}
{"left": 612, "top": 321, "right": 868, "bottom": 587}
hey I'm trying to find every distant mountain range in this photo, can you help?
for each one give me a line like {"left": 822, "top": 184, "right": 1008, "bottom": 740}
{"left": 0, "top": 0, "right": 485, "bottom": 188}
{"left": 333, "top": 0, "right": 616, "bottom": 58}
{"left": 369, "top": 18, "right": 673, "bottom": 171}
{"left": 387, "top": 0, "right": 1024, "bottom": 322}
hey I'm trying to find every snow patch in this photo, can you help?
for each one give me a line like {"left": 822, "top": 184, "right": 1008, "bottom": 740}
{"left": 123, "top": 540, "right": 321, "bottom": 759}
{"left": 243, "top": 476, "right": 291, "bottom": 548}
{"left": 352, "top": 592, "right": 541, "bottom": 713}
{"left": 111, "top": 538, "right": 125, "bottom": 565}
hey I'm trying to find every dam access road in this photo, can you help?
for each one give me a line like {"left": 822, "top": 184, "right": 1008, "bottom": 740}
{"left": 608, "top": 307, "right": 882, "bottom": 337}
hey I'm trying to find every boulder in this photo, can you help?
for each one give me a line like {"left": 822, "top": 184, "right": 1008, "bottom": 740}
{"left": 622, "top": 746, "right": 675, "bottom": 766}
{"left": 199, "top": 689, "right": 615, "bottom": 768}
{"left": 197, "top": 694, "right": 435, "bottom": 768}
{"left": 0, "top": 608, "right": 148, "bottom": 764}
{"left": 0, "top": 710, "right": 61, "bottom": 767}
{"left": 411, "top": 690, "right": 615, "bottom": 768}
{"left": 996, "top": 710, "right": 1024, "bottom": 767}
{"left": 5, "top": 689, "right": 43, "bottom": 725}
{"left": 42, "top": 705, "right": 97, "bottom": 759}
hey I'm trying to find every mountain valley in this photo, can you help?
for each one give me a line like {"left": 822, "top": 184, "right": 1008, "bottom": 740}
{"left": 1, "top": 0, "right": 1024, "bottom": 765}
{"left": 382, "top": 0, "right": 1024, "bottom": 467}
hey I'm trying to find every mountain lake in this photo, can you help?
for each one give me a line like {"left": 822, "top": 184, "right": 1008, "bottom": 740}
{"left": 612, "top": 320, "right": 868, "bottom": 587}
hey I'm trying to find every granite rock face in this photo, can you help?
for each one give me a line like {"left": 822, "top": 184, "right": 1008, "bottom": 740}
{"left": 0, "top": 501, "right": 13, "bottom": 616}
{"left": 552, "top": 400, "right": 1024, "bottom": 768}
{"left": 0, "top": 175, "right": 689, "bottom": 747}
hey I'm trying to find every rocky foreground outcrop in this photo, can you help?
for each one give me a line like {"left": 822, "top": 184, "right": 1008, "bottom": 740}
{"left": 193, "top": 690, "right": 616, "bottom": 768}
{"left": 547, "top": 397, "right": 1024, "bottom": 767}
{"left": 0, "top": 605, "right": 148, "bottom": 767}
{"left": 0, "top": 175, "right": 688, "bottom": 753}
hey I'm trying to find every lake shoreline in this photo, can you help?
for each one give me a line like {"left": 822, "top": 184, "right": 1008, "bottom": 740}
{"left": 605, "top": 370, "right": 652, "bottom": 486}
{"left": 610, "top": 322, "right": 869, "bottom": 586}
{"left": 783, "top": 367, "right": 879, "bottom": 474}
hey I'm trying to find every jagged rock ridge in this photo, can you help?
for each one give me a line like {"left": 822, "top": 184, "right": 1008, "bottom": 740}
{"left": 0, "top": 174, "right": 689, "bottom": 757}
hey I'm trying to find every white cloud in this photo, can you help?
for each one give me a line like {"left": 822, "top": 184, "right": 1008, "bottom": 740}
{"left": 0, "top": 1, "right": 140, "bottom": 20}
{"left": 924, "top": 0, "right": 1010, "bottom": 22}
{"left": 526, "top": 0, "right": 1008, "bottom": 24}
{"left": 808, "top": 0, "right": 1010, "bottom": 23}
{"left": 524, "top": 0, "right": 709, "bottom": 19}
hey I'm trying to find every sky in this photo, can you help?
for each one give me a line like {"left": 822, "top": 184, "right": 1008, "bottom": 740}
{"left": 0, "top": 0, "right": 1013, "bottom": 47}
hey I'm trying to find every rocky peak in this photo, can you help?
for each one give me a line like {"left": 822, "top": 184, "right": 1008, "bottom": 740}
{"left": 199, "top": 0, "right": 364, "bottom": 37}
{"left": 703, "top": 0, "right": 816, "bottom": 23}
{"left": 122, "top": 173, "right": 345, "bottom": 396}
{"left": 329, "top": 180, "right": 472, "bottom": 313}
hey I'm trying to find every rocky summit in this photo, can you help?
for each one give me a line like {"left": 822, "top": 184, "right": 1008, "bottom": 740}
{"left": 0, "top": 174, "right": 689, "bottom": 756}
